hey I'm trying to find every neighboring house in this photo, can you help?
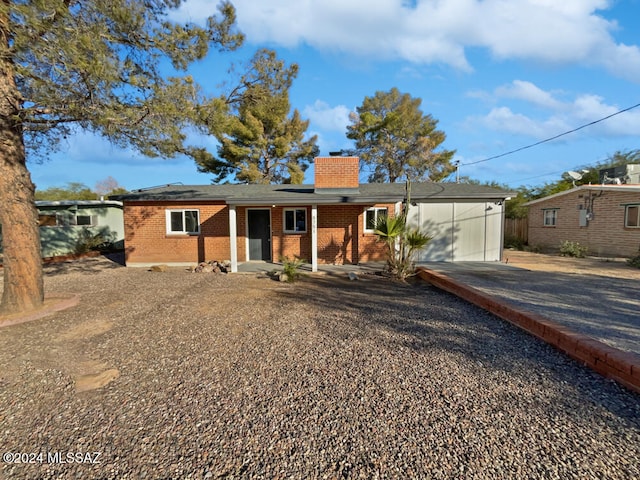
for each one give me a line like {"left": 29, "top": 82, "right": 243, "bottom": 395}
{"left": 0, "top": 200, "right": 124, "bottom": 259}
{"left": 35, "top": 200, "right": 124, "bottom": 257}
{"left": 525, "top": 185, "right": 640, "bottom": 257}
{"left": 114, "top": 156, "right": 513, "bottom": 272}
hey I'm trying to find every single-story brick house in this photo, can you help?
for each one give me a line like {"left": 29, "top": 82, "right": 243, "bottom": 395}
{"left": 0, "top": 200, "right": 124, "bottom": 259}
{"left": 114, "top": 156, "right": 514, "bottom": 272}
{"left": 525, "top": 184, "right": 640, "bottom": 257}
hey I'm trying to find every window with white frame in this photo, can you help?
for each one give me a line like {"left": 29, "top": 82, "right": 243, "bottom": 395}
{"left": 625, "top": 205, "right": 640, "bottom": 227}
{"left": 166, "top": 209, "right": 200, "bottom": 234}
{"left": 365, "top": 207, "right": 388, "bottom": 232}
{"left": 543, "top": 209, "right": 558, "bottom": 227}
{"left": 284, "top": 208, "right": 307, "bottom": 233}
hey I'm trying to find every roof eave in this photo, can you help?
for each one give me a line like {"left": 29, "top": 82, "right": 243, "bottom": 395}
{"left": 229, "top": 195, "right": 404, "bottom": 206}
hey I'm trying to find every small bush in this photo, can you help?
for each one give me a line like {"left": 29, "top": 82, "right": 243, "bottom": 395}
{"left": 504, "top": 234, "right": 526, "bottom": 250}
{"left": 627, "top": 254, "right": 640, "bottom": 269}
{"left": 280, "top": 256, "right": 306, "bottom": 283}
{"left": 559, "top": 240, "right": 588, "bottom": 258}
{"left": 74, "top": 230, "right": 114, "bottom": 255}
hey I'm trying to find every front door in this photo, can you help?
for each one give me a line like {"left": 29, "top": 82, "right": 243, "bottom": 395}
{"left": 247, "top": 209, "right": 272, "bottom": 261}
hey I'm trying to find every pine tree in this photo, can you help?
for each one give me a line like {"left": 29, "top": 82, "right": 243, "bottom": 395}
{"left": 347, "top": 87, "right": 455, "bottom": 183}
{"left": 197, "top": 49, "right": 319, "bottom": 184}
{"left": 0, "top": 0, "right": 243, "bottom": 314}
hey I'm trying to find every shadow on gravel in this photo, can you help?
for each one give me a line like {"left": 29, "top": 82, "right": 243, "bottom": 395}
{"left": 278, "top": 274, "right": 640, "bottom": 424}
{"left": 44, "top": 253, "right": 126, "bottom": 276}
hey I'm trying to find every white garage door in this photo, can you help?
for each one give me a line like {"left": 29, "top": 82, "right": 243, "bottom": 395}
{"left": 408, "top": 202, "right": 503, "bottom": 262}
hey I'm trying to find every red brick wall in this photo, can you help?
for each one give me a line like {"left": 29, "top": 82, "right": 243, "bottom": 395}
{"left": 124, "top": 201, "right": 393, "bottom": 266}
{"left": 270, "top": 207, "right": 312, "bottom": 262}
{"left": 314, "top": 156, "right": 360, "bottom": 189}
{"left": 124, "top": 202, "right": 230, "bottom": 264}
{"left": 528, "top": 189, "right": 640, "bottom": 257}
{"left": 317, "top": 204, "right": 393, "bottom": 264}
{"left": 265, "top": 204, "right": 389, "bottom": 265}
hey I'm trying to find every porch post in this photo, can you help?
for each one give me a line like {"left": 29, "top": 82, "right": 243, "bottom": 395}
{"left": 311, "top": 204, "right": 318, "bottom": 272}
{"left": 229, "top": 204, "right": 238, "bottom": 273}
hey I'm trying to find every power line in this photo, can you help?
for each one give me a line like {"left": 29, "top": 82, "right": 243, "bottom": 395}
{"left": 462, "top": 102, "right": 640, "bottom": 167}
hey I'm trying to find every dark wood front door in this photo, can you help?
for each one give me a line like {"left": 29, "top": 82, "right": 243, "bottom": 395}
{"left": 247, "top": 210, "right": 271, "bottom": 261}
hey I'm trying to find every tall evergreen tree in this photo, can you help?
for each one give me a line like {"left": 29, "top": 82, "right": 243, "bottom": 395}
{"left": 197, "top": 49, "right": 318, "bottom": 184}
{"left": 0, "top": 0, "right": 243, "bottom": 314}
{"left": 347, "top": 87, "right": 455, "bottom": 183}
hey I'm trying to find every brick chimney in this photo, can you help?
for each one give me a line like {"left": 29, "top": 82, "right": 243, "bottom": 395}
{"left": 314, "top": 156, "right": 360, "bottom": 192}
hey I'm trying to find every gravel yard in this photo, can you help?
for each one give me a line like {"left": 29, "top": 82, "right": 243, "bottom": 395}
{"left": 1, "top": 257, "right": 639, "bottom": 479}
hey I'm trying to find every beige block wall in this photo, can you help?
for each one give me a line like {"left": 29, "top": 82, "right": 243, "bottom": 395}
{"left": 528, "top": 189, "right": 640, "bottom": 257}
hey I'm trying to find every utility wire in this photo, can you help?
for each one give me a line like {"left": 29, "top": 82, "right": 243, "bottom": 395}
{"left": 462, "top": 102, "right": 640, "bottom": 166}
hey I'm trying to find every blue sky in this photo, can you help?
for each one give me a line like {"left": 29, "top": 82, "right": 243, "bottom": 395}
{"left": 29, "top": 0, "right": 640, "bottom": 191}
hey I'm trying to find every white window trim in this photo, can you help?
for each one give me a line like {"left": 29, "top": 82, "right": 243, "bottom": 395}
{"left": 364, "top": 207, "right": 388, "bottom": 233}
{"left": 283, "top": 208, "right": 307, "bottom": 234}
{"left": 625, "top": 205, "right": 640, "bottom": 228}
{"left": 165, "top": 209, "right": 200, "bottom": 235}
{"left": 543, "top": 208, "right": 558, "bottom": 227}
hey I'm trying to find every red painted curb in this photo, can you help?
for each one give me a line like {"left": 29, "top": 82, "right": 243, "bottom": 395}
{"left": 0, "top": 250, "right": 103, "bottom": 269}
{"left": 0, "top": 293, "right": 81, "bottom": 328}
{"left": 417, "top": 267, "right": 640, "bottom": 394}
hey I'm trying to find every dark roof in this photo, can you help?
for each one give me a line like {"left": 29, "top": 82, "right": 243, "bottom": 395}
{"left": 112, "top": 182, "right": 515, "bottom": 205}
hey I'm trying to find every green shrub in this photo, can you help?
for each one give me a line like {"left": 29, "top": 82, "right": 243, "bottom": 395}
{"left": 627, "top": 254, "right": 640, "bottom": 269}
{"left": 280, "top": 256, "right": 306, "bottom": 283}
{"left": 559, "top": 240, "right": 588, "bottom": 258}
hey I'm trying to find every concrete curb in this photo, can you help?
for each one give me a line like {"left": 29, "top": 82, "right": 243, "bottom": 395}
{"left": 417, "top": 267, "right": 640, "bottom": 394}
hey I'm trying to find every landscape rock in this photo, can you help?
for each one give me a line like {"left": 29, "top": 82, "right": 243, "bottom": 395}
{"left": 192, "top": 260, "right": 229, "bottom": 273}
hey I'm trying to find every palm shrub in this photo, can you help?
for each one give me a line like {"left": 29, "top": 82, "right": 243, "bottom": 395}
{"left": 373, "top": 206, "right": 432, "bottom": 281}
{"left": 74, "top": 229, "right": 114, "bottom": 254}
{"left": 279, "top": 256, "right": 306, "bottom": 282}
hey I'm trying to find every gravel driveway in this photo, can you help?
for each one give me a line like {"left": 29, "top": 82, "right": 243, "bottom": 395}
{"left": 1, "top": 257, "right": 639, "bottom": 479}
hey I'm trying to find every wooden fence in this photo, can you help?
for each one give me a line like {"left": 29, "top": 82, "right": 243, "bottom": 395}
{"left": 505, "top": 217, "right": 528, "bottom": 245}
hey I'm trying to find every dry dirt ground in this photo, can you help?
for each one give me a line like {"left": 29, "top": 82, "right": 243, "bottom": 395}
{"left": 502, "top": 249, "right": 640, "bottom": 279}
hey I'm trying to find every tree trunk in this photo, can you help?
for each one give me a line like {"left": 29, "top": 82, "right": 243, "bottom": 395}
{"left": 1, "top": 8, "right": 44, "bottom": 314}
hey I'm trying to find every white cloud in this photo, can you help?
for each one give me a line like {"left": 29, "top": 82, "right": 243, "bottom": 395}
{"left": 466, "top": 84, "right": 640, "bottom": 139}
{"left": 303, "top": 100, "right": 352, "bottom": 132}
{"left": 172, "top": 0, "right": 640, "bottom": 80}
{"left": 494, "top": 81, "right": 565, "bottom": 110}
{"left": 475, "top": 106, "right": 571, "bottom": 138}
